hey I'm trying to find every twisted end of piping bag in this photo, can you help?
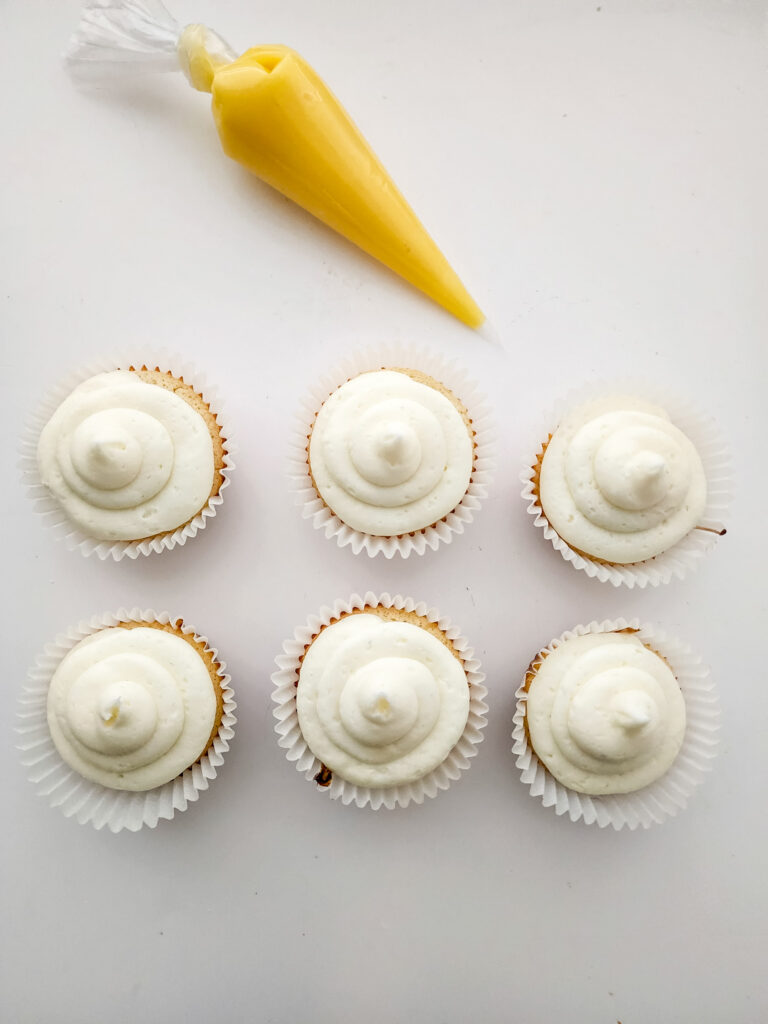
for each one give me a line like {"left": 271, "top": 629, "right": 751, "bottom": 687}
{"left": 177, "top": 24, "right": 237, "bottom": 93}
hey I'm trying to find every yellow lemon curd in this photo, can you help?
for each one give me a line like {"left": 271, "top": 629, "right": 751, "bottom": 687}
{"left": 181, "top": 29, "right": 483, "bottom": 327}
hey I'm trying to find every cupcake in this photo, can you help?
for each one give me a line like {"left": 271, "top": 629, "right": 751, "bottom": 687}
{"left": 291, "top": 349, "right": 493, "bottom": 557}
{"left": 512, "top": 619, "right": 719, "bottom": 829}
{"left": 19, "top": 610, "right": 236, "bottom": 831}
{"left": 272, "top": 593, "right": 488, "bottom": 808}
{"left": 522, "top": 391, "right": 729, "bottom": 587}
{"left": 26, "top": 362, "right": 233, "bottom": 559}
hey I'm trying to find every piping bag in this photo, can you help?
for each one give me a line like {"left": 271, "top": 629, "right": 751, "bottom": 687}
{"left": 67, "top": 1, "right": 484, "bottom": 328}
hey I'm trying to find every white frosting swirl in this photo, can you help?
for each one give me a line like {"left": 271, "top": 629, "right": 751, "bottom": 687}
{"left": 526, "top": 633, "right": 686, "bottom": 795}
{"left": 296, "top": 613, "right": 470, "bottom": 787}
{"left": 37, "top": 371, "right": 215, "bottom": 540}
{"left": 539, "top": 396, "right": 707, "bottom": 563}
{"left": 309, "top": 371, "right": 473, "bottom": 535}
{"left": 47, "top": 627, "right": 217, "bottom": 791}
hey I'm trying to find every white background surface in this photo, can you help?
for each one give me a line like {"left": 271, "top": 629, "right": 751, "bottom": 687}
{"left": 2, "top": 1, "right": 767, "bottom": 1021}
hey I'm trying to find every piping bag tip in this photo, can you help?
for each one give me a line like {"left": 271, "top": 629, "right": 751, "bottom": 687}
{"left": 474, "top": 319, "right": 504, "bottom": 348}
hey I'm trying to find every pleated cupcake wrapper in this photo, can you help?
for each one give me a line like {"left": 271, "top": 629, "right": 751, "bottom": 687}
{"left": 511, "top": 618, "right": 720, "bottom": 830}
{"left": 272, "top": 592, "right": 488, "bottom": 809}
{"left": 17, "top": 608, "right": 237, "bottom": 833}
{"left": 19, "top": 353, "right": 235, "bottom": 560}
{"left": 289, "top": 345, "right": 495, "bottom": 558}
{"left": 520, "top": 380, "right": 731, "bottom": 588}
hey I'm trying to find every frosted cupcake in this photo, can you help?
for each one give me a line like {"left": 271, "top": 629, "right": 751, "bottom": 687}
{"left": 27, "top": 364, "right": 232, "bottom": 559}
{"left": 512, "top": 619, "right": 720, "bottom": 829}
{"left": 19, "top": 611, "right": 236, "bottom": 831}
{"left": 272, "top": 593, "right": 488, "bottom": 808}
{"left": 522, "top": 392, "right": 729, "bottom": 586}
{"left": 291, "top": 351, "right": 493, "bottom": 557}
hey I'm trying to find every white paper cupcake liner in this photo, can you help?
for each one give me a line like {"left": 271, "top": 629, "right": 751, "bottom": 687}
{"left": 20, "top": 353, "right": 235, "bottom": 560}
{"left": 272, "top": 592, "right": 488, "bottom": 808}
{"left": 288, "top": 345, "right": 495, "bottom": 558}
{"left": 511, "top": 617, "right": 720, "bottom": 830}
{"left": 17, "top": 608, "right": 237, "bottom": 833}
{"left": 520, "top": 380, "right": 731, "bottom": 587}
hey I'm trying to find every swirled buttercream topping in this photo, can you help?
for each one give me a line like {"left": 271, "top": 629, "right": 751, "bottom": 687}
{"left": 526, "top": 632, "right": 686, "bottom": 795}
{"left": 37, "top": 371, "right": 215, "bottom": 540}
{"left": 309, "top": 370, "right": 474, "bottom": 535}
{"left": 297, "top": 613, "right": 470, "bottom": 787}
{"left": 539, "top": 396, "right": 707, "bottom": 563}
{"left": 47, "top": 626, "right": 217, "bottom": 791}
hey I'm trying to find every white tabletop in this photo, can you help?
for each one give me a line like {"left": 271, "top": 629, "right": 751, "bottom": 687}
{"left": 2, "top": 2, "right": 767, "bottom": 1022}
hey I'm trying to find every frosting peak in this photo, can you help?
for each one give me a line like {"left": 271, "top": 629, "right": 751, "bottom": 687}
{"left": 598, "top": 448, "right": 668, "bottom": 511}
{"left": 72, "top": 418, "right": 144, "bottom": 491}
{"left": 378, "top": 422, "right": 417, "bottom": 466}
{"left": 351, "top": 416, "right": 423, "bottom": 487}
{"left": 340, "top": 657, "right": 427, "bottom": 746}
{"left": 610, "top": 690, "right": 655, "bottom": 729}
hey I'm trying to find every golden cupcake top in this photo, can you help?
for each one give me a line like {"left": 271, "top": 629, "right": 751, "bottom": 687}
{"left": 539, "top": 395, "right": 708, "bottom": 563}
{"left": 525, "top": 632, "right": 686, "bottom": 795}
{"left": 296, "top": 609, "right": 470, "bottom": 788}
{"left": 308, "top": 369, "right": 474, "bottom": 536}
{"left": 37, "top": 369, "right": 221, "bottom": 542}
{"left": 47, "top": 623, "right": 221, "bottom": 792}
